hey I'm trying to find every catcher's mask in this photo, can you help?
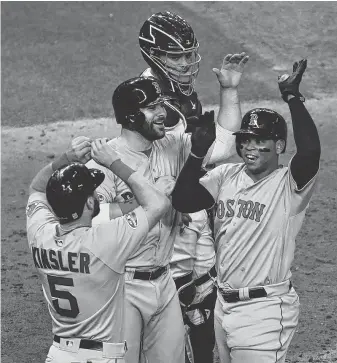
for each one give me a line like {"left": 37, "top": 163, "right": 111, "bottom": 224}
{"left": 46, "top": 163, "right": 104, "bottom": 224}
{"left": 112, "top": 76, "right": 171, "bottom": 129}
{"left": 233, "top": 108, "right": 287, "bottom": 157}
{"left": 139, "top": 11, "right": 201, "bottom": 96}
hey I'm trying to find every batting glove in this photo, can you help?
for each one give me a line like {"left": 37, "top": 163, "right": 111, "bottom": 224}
{"left": 191, "top": 110, "right": 216, "bottom": 158}
{"left": 278, "top": 59, "right": 307, "bottom": 103}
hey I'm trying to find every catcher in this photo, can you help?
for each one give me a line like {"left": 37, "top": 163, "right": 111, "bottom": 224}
{"left": 139, "top": 11, "right": 248, "bottom": 363}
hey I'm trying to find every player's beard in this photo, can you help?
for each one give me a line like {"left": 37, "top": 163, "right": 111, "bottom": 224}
{"left": 92, "top": 196, "right": 100, "bottom": 219}
{"left": 138, "top": 117, "right": 166, "bottom": 141}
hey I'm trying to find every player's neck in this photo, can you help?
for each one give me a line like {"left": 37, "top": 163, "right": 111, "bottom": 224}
{"left": 119, "top": 129, "right": 152, "bottom": 152}
{"left": 244, "top": 160, "right": 280, "bottom": 182}
{"left": 58, "top": 216, "right": 92, "bottom": 235}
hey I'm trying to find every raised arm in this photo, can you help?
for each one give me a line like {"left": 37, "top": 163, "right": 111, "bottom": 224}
{"left": 172, "top": 117, "right": 216, "bottom": 213}
{"left": 213, "top": 52, "right": 249, "bottom": 131}
{"left": 91, "top": 139, "right": 172, "bottom": 230}
{"left": 172, "top": 155, "right": 215, "bottom": 213}
{"left": 29, "top": 136, "right": 92, "bottom": 195}
{"left": 99, "top": 176, "right": 176, "bottom": 220}
{"left": 278, "top": 59, "right": 321, "bottom": 189}
{"left": 204, "top": 52, "right": 249, "bottom": 164}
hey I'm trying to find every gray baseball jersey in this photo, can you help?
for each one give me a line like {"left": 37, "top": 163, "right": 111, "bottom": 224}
{"left": 26, "top": 191, "right": 149, "bottom": 342}
{"left": 87, "top": 123, "right": 234, "bottom": 270}
{"left": 200, "top": 160, "right": 318, "bottom": 288}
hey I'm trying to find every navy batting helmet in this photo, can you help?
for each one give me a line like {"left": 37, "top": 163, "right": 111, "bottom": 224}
{"left": 112, "top": 76, "right": 171, "bottom": 128}
{"left": 46, "top": 163, "right": 104, "bottom": 223}
{"left": 233, "top": 108, "right": 287, "bottom": 156}
{"left": 139, "top": 11, "right": 201, "bottom": 96}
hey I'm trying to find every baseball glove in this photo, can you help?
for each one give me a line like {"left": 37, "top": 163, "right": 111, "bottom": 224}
{"left": 190, "top": 111, "right": 216, "bottom": 157}
{"left": 278, "top": 59, "right": 307, "bottom": 103}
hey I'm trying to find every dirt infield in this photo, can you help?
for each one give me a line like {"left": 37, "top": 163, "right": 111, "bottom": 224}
{"left": 2, "top": 1, "right": 337, "bottom": 362}
{"left": 2, "top": 99, "right": 337, "bottom": 362}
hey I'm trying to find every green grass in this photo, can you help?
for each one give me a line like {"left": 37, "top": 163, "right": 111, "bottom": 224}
{"left": 2, "top": 2, "right": 336, "bottom": 127}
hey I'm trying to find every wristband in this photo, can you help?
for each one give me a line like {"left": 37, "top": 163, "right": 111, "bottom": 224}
{"left": 109, "top": 159, "right": 135, "bottom": 181}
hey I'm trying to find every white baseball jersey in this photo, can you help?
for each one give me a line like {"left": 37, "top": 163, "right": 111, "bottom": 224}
{"left": 166, "top": 116, "right": 216, "bottom": 281}
{"left": 87, "top": 122, "right": 234, "bottom": 270}
{"left": 170, "top": 210, "right": 215, "bottom": 280}
{"left": 26, "top": 192, "right": 149, "bottom": 342}
{"left": 200, "top": 160, "right": 318, "bottom": 289}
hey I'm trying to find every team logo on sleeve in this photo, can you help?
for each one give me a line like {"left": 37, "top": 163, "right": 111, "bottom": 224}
{"left": 125, "top": 212, "right": 138, "bottom": 229}
{"left": 26, "top": 201, "right": 42, "bottom": 218}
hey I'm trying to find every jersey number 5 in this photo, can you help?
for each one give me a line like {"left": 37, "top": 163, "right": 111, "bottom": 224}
{"left": 47, "top": 275, "right": 79, "bottom": 318}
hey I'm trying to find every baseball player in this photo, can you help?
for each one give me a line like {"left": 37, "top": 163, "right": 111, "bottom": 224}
{"left": 26, "top": 136, "right": 171, "bottom": 363}
{"left": 172, "top": 59, "right": 321, "bottom": 362}
{"left": 138, "top": 11, "right": 249, "bottom": 363}
{"left": 87, "top": 56, "right": 247, "bottom": 363}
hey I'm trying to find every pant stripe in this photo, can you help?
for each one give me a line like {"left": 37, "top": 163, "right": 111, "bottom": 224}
{"left": 275, "top": 297, "right": 285, "bottom": 362}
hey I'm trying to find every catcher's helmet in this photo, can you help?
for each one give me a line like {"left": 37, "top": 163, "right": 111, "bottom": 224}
{"left": 139, "top": 11, "right": 201, "bottom": 96}
{"left": 46, "top": 163, "right": 104, "bottom": 223}
{"left": 233, "top": 108, "right": 287, "bottom": 156}
{"left": 112, "top": 76, "right": 170, "bottom": 128}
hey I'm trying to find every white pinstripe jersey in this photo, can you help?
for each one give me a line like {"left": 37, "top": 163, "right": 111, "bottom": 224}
{"left": 166, "top": 123, "right": 216, "bottom": 280}
{"left": 170, "top": 209, "right": 216, "bottom": 280}
{"left": 26, "top": 192, "right": 148, "bottom": 342}
{"left": 200, "top": 160, "right": 319, "bottom": 289}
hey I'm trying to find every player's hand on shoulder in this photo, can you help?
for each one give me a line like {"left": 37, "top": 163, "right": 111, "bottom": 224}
{"left": 278, "top": 59, "right": 307, "bottom": 103}
{"left": 191, "top": 110, "right": 216, "bottom": 157}
{"left": 212, "top": 52, "right": 249, "bottom": 89}
{"left": 154, "top": 176, "right": 176, "bottom": 196}
{"left": 66, "top": 136, "right": 92, "bottom": 164}
{"left": 91, "top": 138, "right": 120, "bottom": 168}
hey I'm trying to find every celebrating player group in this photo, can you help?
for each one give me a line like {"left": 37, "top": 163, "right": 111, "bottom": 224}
{"left": 26, "top": 10, "right": 320, "bottom": 363}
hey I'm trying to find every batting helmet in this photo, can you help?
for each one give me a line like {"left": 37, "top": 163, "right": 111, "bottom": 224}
{"left": 139, "top": 11, "right": 201, "bottom": 96}
{"left": 233, "top": 108, "right": 287, "bottom": 156}
{"left": 46, "top": 163, "right": 104, "bottom": 224}
{"left": 112, "top": 76, "right": 170, "bottom": 128}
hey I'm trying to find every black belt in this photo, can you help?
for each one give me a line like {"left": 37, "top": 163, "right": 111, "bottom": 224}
{"left": 220, "top": 287, "right": 266, "bottom": 303}
{"left": 54, "top": 335, "right": 102, "bottom": 350}
{"left": 194, "top": 266, "right": 217, "bottom": 287}
{"left": 219, "top": 282, "right": 292, "bottom": 303}
{"left": 174, "top": 272, "right": 193, "bottom": 290}
{"left": 133, "top": 265, "right": 168, "bottom": 280}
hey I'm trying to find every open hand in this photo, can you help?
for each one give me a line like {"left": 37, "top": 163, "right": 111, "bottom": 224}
{"left": 213, "top": 52, "right": 249, "bottom": 89}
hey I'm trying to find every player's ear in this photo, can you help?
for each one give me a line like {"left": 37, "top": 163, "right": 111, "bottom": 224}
{"left": 85, "top": 195, "right": 95, "bottom": 211}
{"left": 275, "top": 139, "right": 285, "bottom": 155}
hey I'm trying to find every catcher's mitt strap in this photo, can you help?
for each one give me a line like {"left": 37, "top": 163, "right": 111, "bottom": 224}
{"left": 194, "top": 265, "right": 217, "bottom": 287}
{"left": 174, "top": 271, "right": 193, "bottom": 291}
